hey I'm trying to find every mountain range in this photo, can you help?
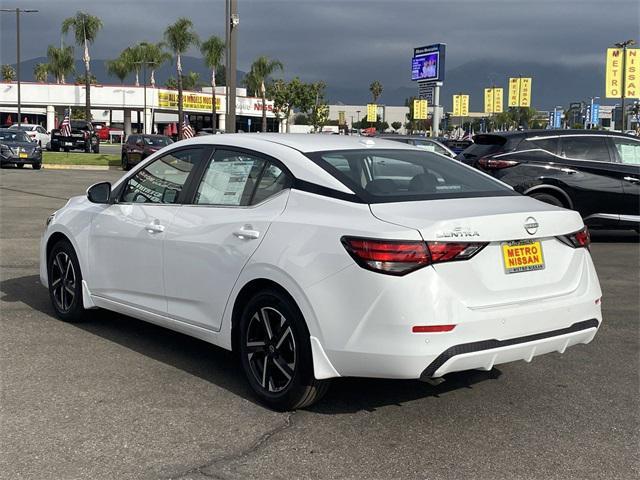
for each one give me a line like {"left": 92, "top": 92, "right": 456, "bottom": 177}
{"left": 10, "top": 56, "right": 607, "bottom": 112}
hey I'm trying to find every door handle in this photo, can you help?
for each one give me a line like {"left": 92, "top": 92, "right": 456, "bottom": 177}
{"left": 233, "top": 225, "right": 260, "bottom": 240}
{"left": 623, "top": 176, "right": 640, "bottom": 184}
{"left": 145, "top": 221, "right": 165, "bottom": 234}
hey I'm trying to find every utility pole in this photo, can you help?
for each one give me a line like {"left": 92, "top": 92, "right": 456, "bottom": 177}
{"left": 615, "top": 39, "right": 636, "bottom": 131}
{"left": 1, "top": 8, "right": 38, "bottom": 128}
{"left": 225, "top": 0, "right": 238, "bottom": 133}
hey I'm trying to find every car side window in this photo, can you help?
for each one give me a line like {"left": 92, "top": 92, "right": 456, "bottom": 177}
{"left": 127, "top": 135, "right": 137, "bottom": 145}
{"left": 561, "top": 137, "right": 610, "bottom": 162}
{"left": 121, "top": 148, "right": 203, "bottom": 204}
{"left": 529, "top": 137, "right": 559, "bottom": 154}
{"left": 251, "top": 163, "right": 290, "bottom": 205}
{"left": 37, "top": 126, "right": 46, "bottom": 134}
{"left": 612, "top": 138, "right": 640, "bottom": 165}
{"left": 194, "top": 149, "right": 265, "bottom": 206}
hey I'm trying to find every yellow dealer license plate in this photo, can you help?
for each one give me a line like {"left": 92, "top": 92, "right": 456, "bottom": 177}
{"left": 19, "top": 152, "right": 28, "bottom": 158}
{"left": 502, "top": 240, "right": 545, "bottom": 274}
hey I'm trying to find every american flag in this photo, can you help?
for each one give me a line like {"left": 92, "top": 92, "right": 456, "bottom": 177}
{"left": 60, "top": 110, "right": 71, "bottom": 137}
{"left": 182, "top": 115, "right": 195, "bottom": 139}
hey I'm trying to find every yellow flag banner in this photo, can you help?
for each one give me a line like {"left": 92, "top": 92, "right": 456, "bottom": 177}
{"left": 484, "top": 88, "right": 494, "bottom": 114}
{"left": 413, "top": 99, "right": 428, "bottom": 120}
{"left": 625, "top": 48, "right": 639, "bottom": 98}
{"left": 493, "top": 87, "right": 504, "bottom": 113}
{"left": 606, "top": 48, "right": 624, "bottom": 98}
{"left": 367, "top": 104, "right": 377, "bottom": 122}
{"left": 508, "top": 78, "right": 520, "bottom": 107}
{"left": 519, "top": 78, "right": 532, "bottom": 107}
{"left": 338, "top": 111, "right": 346, "bottom": 125}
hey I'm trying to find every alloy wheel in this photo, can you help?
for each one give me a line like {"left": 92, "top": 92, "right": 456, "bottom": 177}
{"left": 245, "top": 307, "right": 296, "bottom": 393}
{"left": 50, "top": 251, "right": 77, "bottom": 313}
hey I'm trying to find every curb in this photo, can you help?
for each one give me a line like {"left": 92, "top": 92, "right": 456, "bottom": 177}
{"left": 44, "top": 164, "right": 122, "bottom": 171}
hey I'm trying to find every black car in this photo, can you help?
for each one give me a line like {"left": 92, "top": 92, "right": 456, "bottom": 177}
{"left": 121, "top": 134, "right": 173, "bottom": 170}
{"left": 458, "top": 130, "right": 640, "bottom": 231}
{"left": 50, "top": 120, "right": 100, "bottom": 153}
{"left": 0, "top": 128, "right": 42, "bottom": 169}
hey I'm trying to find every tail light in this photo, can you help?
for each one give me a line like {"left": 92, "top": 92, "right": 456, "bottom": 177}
{"left": 558, "top": 226, "right": 590, "bottom": 249}
{"left": 478, "top": 157, "right": 519, "bottom": 170}
{"left": 341, "top": 237, "right": 487, "bottom": 275}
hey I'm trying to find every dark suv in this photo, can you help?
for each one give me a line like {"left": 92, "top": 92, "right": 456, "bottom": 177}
{"left": 121, "top": 134, "right": 173, "bottom": 170}
{"left": 458, "top": 130, "right": 640, "bottom": 231}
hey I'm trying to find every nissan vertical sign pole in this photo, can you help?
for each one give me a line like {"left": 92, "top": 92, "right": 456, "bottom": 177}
{"left": 412, "top": 43, "right": 446, "bottom": 137}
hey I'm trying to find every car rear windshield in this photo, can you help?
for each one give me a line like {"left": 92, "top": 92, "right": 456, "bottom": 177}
{"left": 306, "top": 149, "right": 515, "bottom": 203}
{"left": 0, "top": 130, "right": 30, "bottom": 142}
{"left": 143, "top": 136, "right": 172, "bottom": 147}
{"left": 459, "top": 134, "right": 522, "bottom": 159}
{"left": 70, "top": 121, "right": 90, "bottom": 130}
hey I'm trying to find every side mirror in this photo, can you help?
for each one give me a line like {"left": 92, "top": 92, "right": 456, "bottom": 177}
{"left": 87, "top": 182, "right": 112, "bottom": 204}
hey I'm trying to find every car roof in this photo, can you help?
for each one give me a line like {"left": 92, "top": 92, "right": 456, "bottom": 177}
{"left": 179, "top": 133, "right": 418, "bottom": 153}
{"left": 476, "top": 129, "right": 637, "bottom": 140}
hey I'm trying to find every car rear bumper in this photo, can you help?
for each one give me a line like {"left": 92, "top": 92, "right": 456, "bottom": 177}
{"left": 420, "top": 318, "right": 598, "bottom": 378}
{"left": 306, "top": 247, "right": 602, "bottom": 380}
{"left": 52, "top": 138, "right": 86, "bottom": 148}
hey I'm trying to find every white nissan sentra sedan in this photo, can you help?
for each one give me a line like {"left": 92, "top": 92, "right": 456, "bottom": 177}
{"left": 40, "top": 134, "right": 602, "bottom": 410}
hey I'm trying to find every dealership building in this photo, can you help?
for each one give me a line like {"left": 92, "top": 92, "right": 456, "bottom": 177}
{"left": 0, "top": 81, "right": 279, "bottom": 135}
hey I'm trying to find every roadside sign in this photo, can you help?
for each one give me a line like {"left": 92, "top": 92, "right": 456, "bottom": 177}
{"left": 367, "top": 104, "right": 377, "bottom": 122}
{"left": 554, "top": 109, "right": 563, "bottom": 128}
{"left": 413, "top": 99, "right": 428, "bottom": 120}
{"left": 412, "top": 43, "right": 446, "bottom": 83}
{"left": 418, "top": 82, "right": 435, "bottom": 103}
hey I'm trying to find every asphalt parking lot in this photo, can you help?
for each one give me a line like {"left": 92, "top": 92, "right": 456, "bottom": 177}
{"left": 1, "top": 169, "right": 638, "bottom": 480}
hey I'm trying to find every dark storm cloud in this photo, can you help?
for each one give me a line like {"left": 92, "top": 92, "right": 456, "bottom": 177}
{"left": 1, "top": 0, "right": 639, "bottom": 91}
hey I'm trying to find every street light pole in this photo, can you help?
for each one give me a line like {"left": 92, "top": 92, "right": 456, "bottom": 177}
{"left": 134, "top": 60, "right": 157, "bottom": 134}
{"left": 615, "top": 39, "right": 636, "bottom": 131}
{"left": 1, "top": 8, "right": 38, "bottom": 128}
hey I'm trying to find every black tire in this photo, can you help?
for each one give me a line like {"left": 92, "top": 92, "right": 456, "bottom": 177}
{"left": 52, "top": 145, "right": 60, "bottom": 152}
{"left": 238, "top": 288, "right": 330, "bottom": 411}
{"left": 47, "top": 240, "right": 85, "bottom": 323}
{"left": 84, "top": 142, "right": 91, "bottom": 153}
{"left": 122, "top": 153, "right": 130, "bottom": 171}
{"left": 33, "top": 162, "right": 42, "bottom": 170}
{"left": 16, "top": 163, "right": 24, "bottom": 169}
{"left": 530, "top": 192, "right": 565, "bottom": 208}
{"left": 93, "top": 142, "right": 100, "bottom": 154}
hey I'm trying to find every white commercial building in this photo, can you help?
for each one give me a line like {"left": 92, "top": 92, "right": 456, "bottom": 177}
{"left": 0, "top": 81, "right": 278, "bottom": 135}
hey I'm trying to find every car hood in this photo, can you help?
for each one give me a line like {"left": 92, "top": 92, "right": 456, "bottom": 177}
{"left": 369, "top": 195, "right": 583, "bottom": 242}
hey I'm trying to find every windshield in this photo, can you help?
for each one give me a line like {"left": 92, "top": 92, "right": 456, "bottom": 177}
{"left": 0, "top": 130, "right": 31, "bottom": 142}
{"left": 143, "top": 136, "right": 172, "bottom": 147}
{"left": 307, "top": 149, "right": 515, "bottom": 203}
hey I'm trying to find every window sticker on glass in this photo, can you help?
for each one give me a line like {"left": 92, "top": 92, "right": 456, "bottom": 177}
{"left": 196, "top": 161, "right": 256, "bottom": 206}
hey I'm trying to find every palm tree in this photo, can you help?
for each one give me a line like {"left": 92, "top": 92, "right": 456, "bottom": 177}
{"left": 200, "top": 35, "right": 225, "bottom": 132}
{"left": 106, "top": 57, "right": 130, "bottom": 84}
{"left": 369, "top": 80, "right": 383, "bottom": 103}
{"left": 34, "top": 63, "right": 49, "bottom": 83}
{"left": 182, "top": 71, "right": 201, "bottom": 91}
{"left": 247, "top": 56, "right": 283, "bottom": 132}
{"left": 1, "top": 64, "right": 16, "bottom": 82}
{"left": 62, "top": 11, "right": 103, "bottom": 120}
{"left": 46, "top": 45, "right": 75, "bottom": 84}
{"left": 120, "top": 45, "right": 144, "bottom": 86}
{"left": 139, "top": 42, "right": 171, "bottom": 87}
{"left": 164, "top": 18, "right": 199, "bottom": 139}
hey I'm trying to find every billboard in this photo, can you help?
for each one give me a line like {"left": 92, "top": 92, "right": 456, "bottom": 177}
{"left": 411, "top": 44, "right": 446, "bottom": 82}
{"left": 508, "top": 77, "right": 532, "bottom": 107}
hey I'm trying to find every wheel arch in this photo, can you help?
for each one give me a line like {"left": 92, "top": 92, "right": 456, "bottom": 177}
{"left": 523, "top": 183, "right": 573, "bottom": 209}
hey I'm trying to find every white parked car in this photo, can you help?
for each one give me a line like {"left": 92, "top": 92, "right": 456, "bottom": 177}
{"left": 9, "top": 123, "right": 51, "bottom": 149}
{"left": 40, "top": 134, "right": 602, "bottom": 410}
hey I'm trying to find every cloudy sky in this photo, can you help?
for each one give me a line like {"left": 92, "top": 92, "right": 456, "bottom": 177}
{"left": 1, "top": 0, "right": 639, "bottom": 106}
